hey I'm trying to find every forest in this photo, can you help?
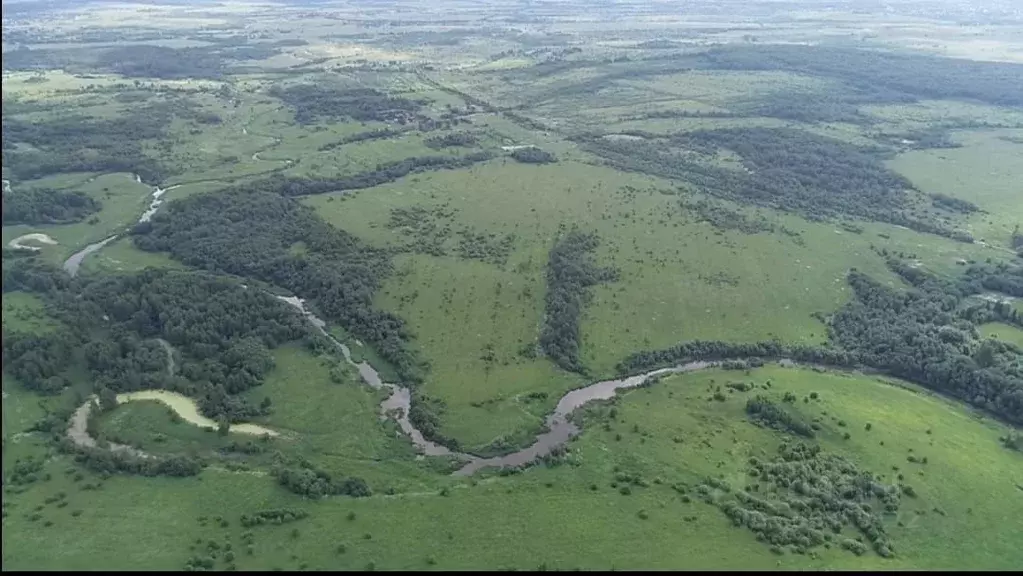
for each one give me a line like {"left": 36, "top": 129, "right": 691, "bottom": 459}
{"left": 540, "top": 231, "right": 618, "bottom": 374}
{"left": 3, "top": 262, "right": 317, "bottom": 422}
{"left": 2, "top": 43, "right": 280, "bottom": 79}
{"left": 269, "top": 85, "right": 425, "bottom": 125}
{"left": 582, "top": 128, "right": 971, "bottom": 241}
{"left": 0, "top": 98, "right": 201, "bottom": 183}
{"left": 131, "top": 187, "right": 425, "bottom": 384}
{"left": 2, "top": 187, "right": 101, "bottom": 225}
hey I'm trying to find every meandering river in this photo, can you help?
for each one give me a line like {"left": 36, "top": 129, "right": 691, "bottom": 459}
{"left": 62, "top": 176, "right": 179, "bottom": 277}
{"left": 273, "top": 295, "right": 729, "bottom": 475}
{"left": 68, "top": 292, "right": 739, "bottom": 475}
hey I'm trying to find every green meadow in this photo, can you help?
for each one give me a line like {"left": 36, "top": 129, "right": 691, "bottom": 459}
{"left": 3, "top": 0, "right": 1022, "bottom": 571}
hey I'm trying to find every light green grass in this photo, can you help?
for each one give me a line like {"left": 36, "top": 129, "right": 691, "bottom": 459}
{"left": 81, "top": 236, "right": 184, "bottom": 275}
{"left": 888, "top": 129, "right": 1023, "bottom": 250}
{"left": 4, "top": 366, "right": 1020, "bottom": 570}
{"left": 2, "top": 292, "right": 62, "bottom": 335}
{"left": 2, "top": 172, "right": 152, "bottom": 264}
{"left": 307, "top": 159, "right": 999, "bottom": 449}
{"left": 980, "top": 322, "right": 1023, "bottom": 348}
{"left": 95, "top": 400, "right": 264, "bottom": 457}
{"left": 239, "top": 345, "right": 440, "bottom": 488}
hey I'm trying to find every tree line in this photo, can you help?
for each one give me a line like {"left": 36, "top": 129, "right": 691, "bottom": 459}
{"left": 616, "top": 260, "right": 1023, "bottom": 426}
{"left": 540, "top": 231, "right": 619, "bottom": 374}
{"left": 224, "top": 152, "right": 494, "bottom": 198}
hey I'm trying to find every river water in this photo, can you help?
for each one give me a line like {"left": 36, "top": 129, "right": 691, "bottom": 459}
{"left": 274, "top": 295, "right": 726, "bottom": 475}
{"left": 54, "top": 175, "right": 741, "bottom": 475}
{"left": 62, "top": 175, "right": 178, "bottom": 277}
{"left": 67, "top": 288, "right": 735, "bottom": 475}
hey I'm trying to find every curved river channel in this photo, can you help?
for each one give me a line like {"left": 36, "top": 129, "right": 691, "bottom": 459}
{"left": 62, "top": 175, "right": 179, "bottom": 277}
{"left": 275, "top": 296, "right": 724, "bottom": 476}
{"left": 57, "top": 173, "right": 786, "bottom": 476}
{"left": 67, "top": 291, "right": 731, "bottom": 476}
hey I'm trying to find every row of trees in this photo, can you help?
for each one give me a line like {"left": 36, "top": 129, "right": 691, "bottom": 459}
{"left": 58, "top": 438, "right": 203, "bottom": 478}
{"left": 540, "top": 231, "right": 618, "bottom": 374}
{"left": 424, "top": 131, "right": 478, "bottom": 149}
{"left": 224, "top": 152, "right": 494, "bottom": 198}
{"left": 318, "top": 127, "right": 405, "bottom": 151}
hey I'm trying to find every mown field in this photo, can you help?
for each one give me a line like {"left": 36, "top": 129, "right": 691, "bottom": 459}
{"left": 3, "top": 0, "right": 1022, "bottom": 571}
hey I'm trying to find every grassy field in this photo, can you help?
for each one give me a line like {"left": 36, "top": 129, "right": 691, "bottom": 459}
{"left": 2, "top": 172, "right": 153, "bottom": 264}
{"left": 2, "top": 292, "right": 62, "bottom": 335}
{"left": 980, "top": 322, "right": 1023, "bottom": 348}
{"left": 888, "top": 129, "right": 1023, "bottom": 250}
{"left": 308, "top": 155, "right": 1002, "bottom": 450}
{"left": 4, "top": 0, "right": 1023, "bottom": 571}
{"left": 4, "top": 366, "right": 1020, "bottom": 571}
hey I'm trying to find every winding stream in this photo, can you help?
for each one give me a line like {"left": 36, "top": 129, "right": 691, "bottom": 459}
{"left": 62, "top": 175, "right": 178, "bottom": 277}
{"left": 274, "top": 295, "right": 727, "bottom": 475}
{"left": 65, "top": 289, "right": 799, "bottom": 477}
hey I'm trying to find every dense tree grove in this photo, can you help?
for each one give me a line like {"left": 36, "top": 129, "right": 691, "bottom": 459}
{"left": 270, "top": 85, "right": 424, "bottom": 124}
{"left": 581, "top": 127, "right": 971, "bottom": 242}
{"left": 703, "top": 442, "right": 904, "bottom": 558}
{"left": 960, "top": 262, "right": 1023, "bottom": 297}
{"left": 745, "top": 396, "right": 815, "bottom": 438}
{"left": 424, "top": 131, "right": 478, "bottom": 149}
{"left": 2, "top": 187, "right": 101, "bottom": 225}
{"left": 2, "top": 261, "right": 317, "bottom": 421}
{"left": 510, "top": 147, "right": 557, "bottom": 164}
{"left": 618, "top": 261, "right": 1023, "bottom": 425}
{"left": 132, "top": 187, "right": 424, "bottom": 384}
{"left": 540, "top": 231, "right": 618, "bottom": 374}
{"left": 271, "top": 458, "right": 371, "bottom": 499}
{"left": 2, "top": 331, "right": 77, "bottom": 395}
